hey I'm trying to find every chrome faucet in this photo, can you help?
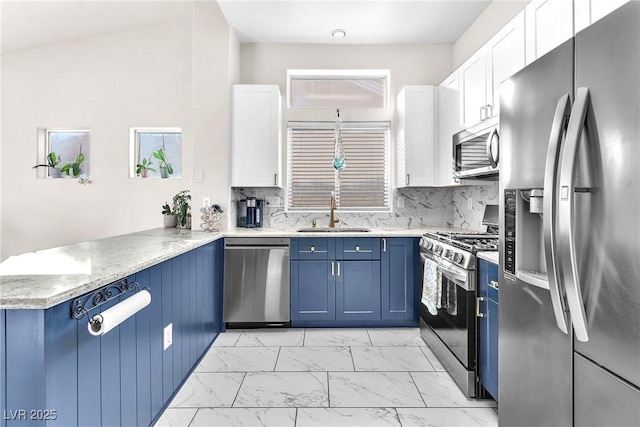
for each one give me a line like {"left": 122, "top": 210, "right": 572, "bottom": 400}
{"left": 329, "top": 191, "right": 340, "bottom": 228}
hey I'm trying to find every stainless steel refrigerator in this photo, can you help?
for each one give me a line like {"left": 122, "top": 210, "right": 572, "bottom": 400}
{"left": 498, "top": 3, "right": 640, "bottom": 426}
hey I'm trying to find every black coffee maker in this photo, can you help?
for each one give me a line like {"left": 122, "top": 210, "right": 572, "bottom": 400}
{"left": 237, "top": 197, "right": 263, "bottom": 228}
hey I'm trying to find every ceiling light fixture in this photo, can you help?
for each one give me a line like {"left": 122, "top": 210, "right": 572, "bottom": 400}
{"left": 331, "top": 29, "right": 347, "bottom": 39}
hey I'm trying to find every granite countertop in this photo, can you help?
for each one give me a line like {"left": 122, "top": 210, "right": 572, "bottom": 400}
{"left": 0, "top": 228, "right": 223, "bottom": 310}
{"left": 477, "top": 251, "right": 499, "bottom": 265}
{"left": 0, "top": 226, "right": 462, "bottom": 310}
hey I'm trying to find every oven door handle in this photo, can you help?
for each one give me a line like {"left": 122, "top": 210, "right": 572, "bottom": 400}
{"left": 436, "top": 264, "right": 470, "bottom": 290}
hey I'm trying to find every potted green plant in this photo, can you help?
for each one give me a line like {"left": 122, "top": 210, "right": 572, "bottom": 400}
{"left": 152, "top": 141, "right": 173, "bottom": 179}
{"left": 61, "top": 145, "right": 85, "bottom": 177}
{"left": 33, "top": 152, "right": 62, "bottom": 178}
{"left": 136, "top": 157, "right": 156, "bottom": 178}
{"left": 172, "top": 190, "right": 191, "bottom": 229}
{"left": 162, "top": 202, "right": 177, "bottom": 227}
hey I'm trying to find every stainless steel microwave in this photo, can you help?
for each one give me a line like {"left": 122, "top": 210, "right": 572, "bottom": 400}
{"left": 453, "top": 116, "right": 499, "bottom": 180}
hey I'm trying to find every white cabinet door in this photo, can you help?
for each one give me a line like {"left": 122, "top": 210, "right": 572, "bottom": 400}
{"left": 436, "top": 72, "right": 462, "bottom": 187}
{"left": 525, "top": 0, "right": 573, "bottom": 65}
{"left": 231, "top": 85, "right": 282, "bottom": 187}
{"left": 460, "top": 51, "right": 488, "bottom": 128}
{"left": 396, "top": 86, "right": 436, "bottom": 187}
{"left": 575, "top": 0, "right": 630, "bottom": 32}
{"left": 485, "top": 11, "right": 526, "bottom": 118}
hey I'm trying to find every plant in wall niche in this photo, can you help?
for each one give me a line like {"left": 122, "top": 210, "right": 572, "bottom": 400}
{"left": 161, "top": 202, "right": 177, "bottom": 228}
{"left": 172, "top": 190, "right": 191, "bottom": 229}
{"left": 61, "top": 145, "right": 85, "bottom": 177}
{"left": 136, "top": 157, "right": 156, "bottom": 178}
{"left": 33, "top": 152, "right": 63, "bottom": 178}
{"left": 152, "top": 138, "right": 173, "bottom": 178}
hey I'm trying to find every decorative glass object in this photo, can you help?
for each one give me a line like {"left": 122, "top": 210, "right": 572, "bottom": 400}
{"left": 333, "top": 109, "right": 346, "bottom": 171}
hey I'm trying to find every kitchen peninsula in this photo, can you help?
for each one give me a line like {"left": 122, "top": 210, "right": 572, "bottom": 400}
{"left": 0, "top": 228, "right": 224, "bottom": 427}
{"left": 0, "top": 226, "right": 439, "bottom": 426}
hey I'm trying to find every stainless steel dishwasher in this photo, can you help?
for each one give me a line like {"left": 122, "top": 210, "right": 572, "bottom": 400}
{"left": 223, "top": 237, "right": 290, "bottom": 328}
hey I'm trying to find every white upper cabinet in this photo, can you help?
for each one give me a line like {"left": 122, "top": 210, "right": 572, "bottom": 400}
{"left": 575, "top": 0, "right": 630, "bottom": 32}
{"left": 396, "top": 85, "right": 436, "bottom": 187}
{"left": 231, "top": 85, "right": 282, "bottom": 187}
{"left": 460, "top": 51, "right": 488, "bottom": 129}
{"left": 525, "top": 0, "right": 573, "bottom": 65}
{"left": 485, "top": 11, "right": 526, "bottom": 119}
{"left": 461, "top": 11, "right": 526, "bottom": 128}
{"left": 436, "top": 72, "right": 463, "bottom": 186}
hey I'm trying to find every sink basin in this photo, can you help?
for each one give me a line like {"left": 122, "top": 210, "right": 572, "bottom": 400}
{"left": 297, "top": 227, "right": 371, "bottom": 233}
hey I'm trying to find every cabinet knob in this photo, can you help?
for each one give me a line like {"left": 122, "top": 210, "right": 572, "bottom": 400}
{"left": 355, "top": 246, "right": 360, "bottom": 252}
{"left": 310, "top": 246, "right": 315, "bottom": 252}
{"left": 489, "top": 280, "right": 499, "bottom": 290}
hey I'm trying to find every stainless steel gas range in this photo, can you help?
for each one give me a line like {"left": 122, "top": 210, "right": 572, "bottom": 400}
{"left": 418, "top": 230, "right": 498, "bottom": 398}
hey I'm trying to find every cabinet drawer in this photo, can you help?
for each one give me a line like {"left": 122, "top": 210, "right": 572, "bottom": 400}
{"left": 291, "top": 238, "right": 334, "bottom": 260}
{"left": 337, "top": 238, "right": 381, "bottom": 260}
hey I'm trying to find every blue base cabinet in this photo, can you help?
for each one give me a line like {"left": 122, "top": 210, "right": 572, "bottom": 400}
{"left": 478, "top": 258, "right": 499, "bottom": 401}
{"left": 0, "top": 240, "right": 224, "bottom": 427}
{"left": 291, "top": 260, "right": 335, "bottom": 321}
{"left": 381, "top": 237, "right": 418, "bottom": 321}
{"left": 291, "top": 237, "right": 417, "bottom": 327}
{"left": 336, "top": 260, "right": 381, "bottom": 321}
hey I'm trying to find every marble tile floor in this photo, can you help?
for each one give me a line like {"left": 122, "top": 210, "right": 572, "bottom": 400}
{"left": 156, "top": 328, "right": 497, "bottom": 427}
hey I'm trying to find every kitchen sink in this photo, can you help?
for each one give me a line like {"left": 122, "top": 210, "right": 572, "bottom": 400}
{"left": 297, "top": 227, "right": 371, "bottom": 233}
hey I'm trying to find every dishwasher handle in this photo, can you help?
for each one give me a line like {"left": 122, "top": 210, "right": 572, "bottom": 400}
{"left": 225, "top": 245, "right": 290, "bottom": 250}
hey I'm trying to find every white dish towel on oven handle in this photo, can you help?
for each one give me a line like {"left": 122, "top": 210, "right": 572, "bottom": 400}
{"left": 421, "top": 256, "right": 441, "bottom": 315}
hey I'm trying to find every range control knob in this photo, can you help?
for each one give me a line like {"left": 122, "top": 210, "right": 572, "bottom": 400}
{"left": 453, "top": 253, "right": 464, "bottom": 264}
{"left": 426, "top": 241, "right": 433, "bottom": 250}
{"left": 434, "top": 245, "right": 442, "bottom": 255}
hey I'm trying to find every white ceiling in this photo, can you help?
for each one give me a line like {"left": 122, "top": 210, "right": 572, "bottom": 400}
{"left": 1, "top": 0, "right": 495, "bottom": 54}
{"left": 217, "top": 0, "right": 493, "bottom": 45}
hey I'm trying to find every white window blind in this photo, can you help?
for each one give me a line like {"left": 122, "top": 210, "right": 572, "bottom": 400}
{"left": 287, "top": 122, "right": 390, "bottom": 211}
{"left": 288, "top": 70, "right": 389, "bottom": 109}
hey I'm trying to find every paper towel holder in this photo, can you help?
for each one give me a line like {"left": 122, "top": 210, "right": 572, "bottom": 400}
{"left": 71, "top": 278, "right": 146, "bottom": 320}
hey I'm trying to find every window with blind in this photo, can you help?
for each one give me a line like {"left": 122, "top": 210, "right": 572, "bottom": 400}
{"left": 287, "top": 122, "right": 390, "bottom": 211}
{"left": 288, "top": 70, "right": 389, "bottom": 109}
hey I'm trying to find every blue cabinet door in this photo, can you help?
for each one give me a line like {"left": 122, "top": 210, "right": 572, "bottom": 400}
{"left": 486, "top": 298, "right": 499, "bottom": 400}
{"left": 291, "top": 260, "right": 334, "bottom": 321}
{"left": 478, "top": 259, "right": 499, "bottom": 401}
{"left": 381, "top": 238, "right": 418, "bottom": 321}
{"left": 335, "top": 261, "right": 381, "bottom": 321}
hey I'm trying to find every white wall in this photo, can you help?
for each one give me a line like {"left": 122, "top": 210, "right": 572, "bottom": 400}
{"left": 191, "top": 0, "right": 239, "bottom": 233}
{"left": 452, "top": 0, "right": 528, "bottom": 69}
{"left": 240, "top": 43, "right": 452, "bottom": 114}
{"left": 1, "top": 1, "right": 235, "bottom": 256}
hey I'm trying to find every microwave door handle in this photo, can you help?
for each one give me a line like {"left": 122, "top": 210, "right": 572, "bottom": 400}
{"left": 558, "top": 87, "right": 591, "bottom": 342}
{"left": 486, "top": 128, "right": 499, "bottom": 169}
{"left": 543, "top": 94, "right": 572, "bottom": 335}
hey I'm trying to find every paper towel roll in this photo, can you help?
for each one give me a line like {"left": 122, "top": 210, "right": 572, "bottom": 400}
{"left": 88, "top": 289, "right": 151, "bottom": 336}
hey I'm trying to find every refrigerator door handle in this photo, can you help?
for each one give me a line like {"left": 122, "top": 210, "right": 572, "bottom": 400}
{"left": 558, "top": 87, "right": 591, "bottom": 342}
{"left": 543, "top": 94, "right": 572, "bottom": 334}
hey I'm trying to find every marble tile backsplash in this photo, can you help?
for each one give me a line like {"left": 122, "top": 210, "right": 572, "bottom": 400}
{"left": 229, "top": 183, "right": 498, "bottom": 232}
